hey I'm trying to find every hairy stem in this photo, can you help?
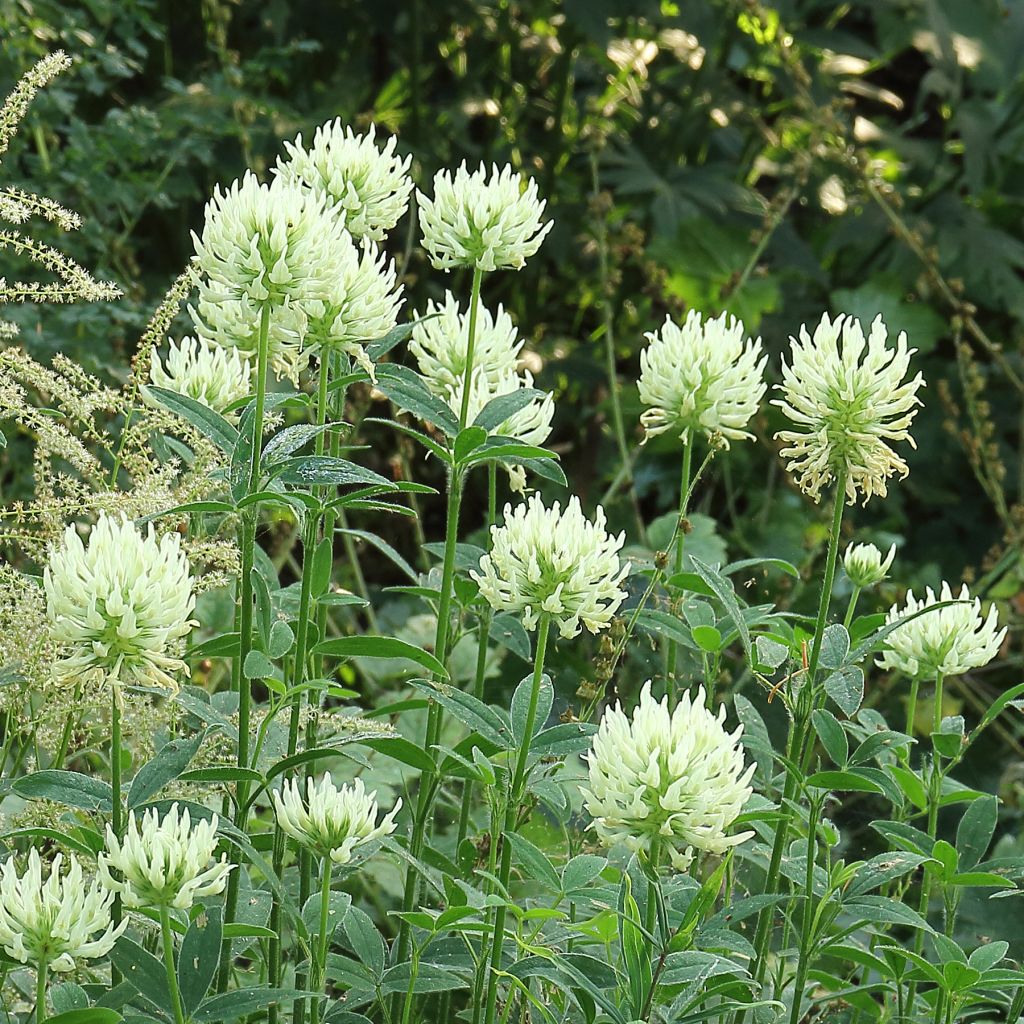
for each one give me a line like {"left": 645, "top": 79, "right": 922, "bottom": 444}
{"left": 160, "top": 904, "right": 186, "bottom": 1024}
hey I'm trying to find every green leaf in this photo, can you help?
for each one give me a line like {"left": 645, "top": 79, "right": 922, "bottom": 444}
{"left": 313, "top": 636, "right": 447, "bottom": 678}
{"left": 45, "top": 1011, "right": 122, "bottom": 1024}
{"left": 511, "top": 672, "right": 553, "bottom": 747}
{"left": 689, "top": 557, "right": 751, "bottom": 660}
{"left": 127, "top": 731, "right": 206, "bottom": 809}
{"left": 956, "top": 794, "right": 999, "bottom": 869}
{"left": 723, "top": 557, "right": 800, "bottom": 579}
{"left": 691, "top": 624, "right": 722, "bottom": 652}
{"left": 342, "top": 906, "right": 385, "bottom": 979}
{"left": 179, "top": 767, "right": 263, "bottom": 786}
{"left": 311, "top": 537, "right": 333, "bottom": 597}
{"left": 14, "top": 770, "right": 112, "bottom": 812}
{"left": 375, "top": 363, "right": 459, "bottom": 436}
{"left": 263, "top": 422, "right": 334, "bottom": 462}
{"left": 272, "top": 456, "right": 394, "bottom": 490}
{"left": 409, "top": 680, "right": 510, "bottom": 747}
{"left": 811, "top": 709, "right": 848, "bottom": 768}
{"left": 473, "top": 388, "right": 544, "bottom": 431}
{"left": 819, "top": 623, "right": 851, "bottom": 670}
{"left": 562, "top": 854, "right": 607, "bottom": 891}
{"left": 0, "top": 827, "right": 96, "bottom": 857}
{"left": 807, "top": 770, "right": 884, "bottom": 794}
{"left": 144, "top": 385, "right": 239, "bottom": 453}
{"left": 464, "top": 441, "right": 557, "bottom": 467}
{"left": 358, "top": 736, "right": 435, "bottom": 773}
{"left": 453, "top": 425, "right": 488, "bottom": 463}
{"left": 110, "top": 935, "right": 170, "bottom": 1006}
{"left": 848, "top": 852, "right": 931, "bottom": 897}
{"left": 529, "top": 721, "right": 598, "bottom": 757}
{"left": 380, "top": 963, "right": 467, "bottom": 995}
{"left": 824, "top": 665, "right": 864, "bottom": 717}
{"left": 243, "top": 649, "right": 275, "bottom": 680}
{"left": 268, "top": 620, "right": 295, "bottom": 659}
{"left": 179, "top": 906, "right": 223, "bottom": 1016}
{"left": 337, "top": 528, "right": 418, "bottom": 583}
{"left": 507, "top": 832, "right": 562, "bottom": 892}
{"left": 193, "top": 989, "right": 316, "bottom": 1023}
{"left": 367, "top": 318, "right": 429, "bottom": 360}
{"left": 48, "top": 984, "right": 89, "bottom": 1014}
{"left": 754, "top": 635, "right": 789, "bottom": 670}
{"left": 489, "top": 614, "right": 531, "bottom": 660}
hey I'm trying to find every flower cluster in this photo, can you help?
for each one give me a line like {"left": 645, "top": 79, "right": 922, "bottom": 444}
{"left": 276, "top": 121, "right": 413, "bottom": 241}
{"left": 0, "top": 850, "right": 125, "bottom": 971}
{"left": 638, "top": 311, "right": 767, "bottom": 446}
{"left": 774, "top": 313, "right": 925, "bottom": 505}
{"left": 843, "top": 541, "right": 896, "bottom": 589}
{"left": 472, "top": 495, "right": 629, "bottom": 638}
{"left": 149, "top": 335, "right": 250, "bottom": 415}
{"left": 99, "top": 804, "right": 234, "bottom": 910}
{"left": 44, "top": 513, "right": 197, "bottom": 690}
{"left": 274, "top": 774, "right": 401, "bottom": 865}
{"left": 877, "top": 582, "right": 1005, "bottom": 679}
{"left": 582, "top": 683, "right": 754, "bottom": 871}
{"left": 418, "top": 163, "right": 552, "bottom": 272}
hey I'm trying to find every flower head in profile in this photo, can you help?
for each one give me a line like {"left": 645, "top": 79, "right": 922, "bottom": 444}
{"left": 409, "top": 291, "right": 522, "bottom": 393}
{"left": 148, "top": 335, "right": 250, "bottom": 416}
{"left": 0, "top": 850, "right": 125, "bottom": 971}
{"left": 44, "top": 513, "right": 197, "bottom": 690}
{"left": 843, "top": 541, "right": 896, "bottom": 589}
{"left": 99, "top": 804, "right": 233, "bottom": 910}
{"left": 276, "top": 121, "right": 413, "bottom": 241}
{"left": 303, "top": 236, "right": 402, "bottom": 379}
{"left": 877, "top": 582, "right": 1005, "bottom": 679}
{"left": 471, "top": 495, "right": 629, "bottom": 638}
{"left": 191, "top": 172, "right": 349, "bottom": 310}
{"left": 273, "top": 774, "right": 401, "bottom": 865}
{"left": 581, "top": 683, "right": 754, "bottom": 871}
{"left": 638, "top": 311, "right": 767, "bottom": 446}
{"left": 773, "top": 313, "right": 925, "bottom": 505}
{"left": 418, "top": 163, "right": 552, "bottom": 272}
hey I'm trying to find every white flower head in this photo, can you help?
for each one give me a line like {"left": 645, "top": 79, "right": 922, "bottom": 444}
{"left": 273, "top": 774, "right": 401, "bottom": 866}
{"left": 581, "top": 683, "right": 754, "bottom": 871}
{"left": 192, "top": 171, "right": 350, "bottom": 309}
{"left": 0, "top": 850, "right": 125, "bottom": 971}
{"left": 99, "top": 804, "right": 234, "bottom": 911}
{"left": 638, "top": 310, "right": 767, "bottom": 446}
{"left": 304, "top": 235, "right": 403, "bottom": 379}
{"left": 410, "top": 290, "right": 523, "bottom": 394}
{"left": 44, "top": 513, "right": 197, "bottom": 690}
{"left": 148, "top": 335, "right": 250, "bottom": 416}
{"left": 843, "top": 541, "right": 896, "bottom": 589}
{"left": 417, "top": 162, "right": 552, "bottom": 272}
{"left": 471, "top": 495, "right": 629, "bottom": 638}
{"left": 877, "top": 582, "right": 1005, "bottom": 679}
{"left": 276, "top": 120, "right": 413, "bottom": 241}
{"left": 773, "top": 313, "right": 925, "bottom": 505}
{"left": 190, "top": 295, "right": 308, "bottom": 383}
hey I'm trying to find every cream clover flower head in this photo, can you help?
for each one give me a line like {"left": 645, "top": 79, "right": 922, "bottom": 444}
{"left": 877, "top": 582, "right": 1005, "bottom": 679}
{"left": 191, "top": 295, "right": 308, "bottom": 383}
{"left": 638, "top": 310, "right": 767, "bottom": 446}
{"left": 276, "top": 120, "right": 413, "bottom": 242}
{"left": 773, "top": 313, "right": 925, "bottom": 505}
{"left": 581, "top": 683, "right": 754, "bottom": 871}
{"left": 44, "top": 513, "right": 197, "bottom": 690}
{"left": 192, "top": 172, "right": 350, "bottom": 311}
{"left": 843, "top": 541, "right": 896, "bottom": 589}
{"left": 99, "top": 804, "right": 233, "bottom": 911}
{"left": 0, "top": 850, "right": 125, "bottom": 972}
{"left": 409, "top": 291, "right": 523, "bottom": 394}
{"left": 273, "top": 774, "right": 401, "bottom": 866}
{"left": 471, "top": 494, "right": 629, "bottom": 638}
{"left": 417, "top": 162, "right": 552, "bottom": 272}
{"left": 303, "top": 235, "right": 403, "bottom": 380}
{"left": 149, "top": 335, "right": 250, "bottom": 416}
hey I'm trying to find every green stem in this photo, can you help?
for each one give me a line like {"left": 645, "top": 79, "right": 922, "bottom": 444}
{"left": 309, "top": 858, "right": 333, "bottom": 1024}
{"left": 788, "top": 797, "right": 821, "bottom": 1024}
{"left": 842, "top": 585, "right": 861, "bottom": 631}
{"left": 665, "top": 440, "right": 693, "bottom": 704}
{"left": 35, "top": 958, "right": 47, "bottom": 1024}
{"left": 482, "top": 615, "right": 552, "bottom": 1024}
{"left": 458, "top": 266, "right": 485, "bottom": 429}
{"left": 160, "top": 905, "right": 186, "bottom": 1024}
{"left": 110, "top": 684, "right": 123, "bottom": 985}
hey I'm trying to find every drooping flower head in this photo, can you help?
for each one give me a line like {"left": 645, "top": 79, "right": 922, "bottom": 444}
{"left": 273, "top": 774, "right": 401, "bottom": 866}
{"left": 149, "top": 335, "right": 250, "bottom": 416}
{"left": 581, "top": 683, "right": 754, "bottom": 871}
{"left": 638, "top": 310, "right": 767, "bottom": 446}
{"left": 44, "top": 513, "right": 197, "bottom": 690}
{"left": 0, "top": 850, "right": 125, "bottom": 971}
{"left": 99, "top": 804, "right": 233, "bottom": 910}
{"left": 276, "top": 120, "right": 413, "bottom": 241}
{"left": 471, "top": 495, "right": 629, "bottom": 638}
{"left": 418, "top": 163, "right": 552, "bottom": 272}
{"left": 773, "top": 313, "right": 925, "bottom": 505}
{"left": 843, "top": 541, "right": 896, "bottom": 589}
{"left": 877, "top": 582, "right": 1005, "bottom": 679}
{"left": 409, "top": 291, "right": 523, "bottom": 393}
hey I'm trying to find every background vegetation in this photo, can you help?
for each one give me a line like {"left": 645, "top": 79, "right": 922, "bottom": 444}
{"left": 2, "top": 0, "right": 1023, "bottom": 948}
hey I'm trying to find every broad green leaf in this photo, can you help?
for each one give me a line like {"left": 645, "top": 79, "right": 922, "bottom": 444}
{"left": 375, "top": 363, "right": 459, "bottom": 436}
{"left": 194, "top": 989, "right": 316, "bottom": 1022}
{"left": 313, "top": 636, "right": 447, "bottom": 678}
{"left": 342, "top": 906, "right": 385, "bottom": 979}
{"left": 956, "top": 794, "right": 998, "bottom": 869}
{"left": 807, "top": 770, "right": 883, "bottom": 794}
{"left": 507, "top": 832, "right": 562, "bottom": 892}
{"left": 0, "top": 827, "right": 95, "bottom": 857}
{"left": 562, "top": 854, "right": 607, "bottom": 891}
{"left": 358, "top": 736, "right": 435, "bottom": 773}
{"left": 692, "top": 624, "right": 722, "bottom": 652}
{"left": 824, "top": 665, "right": 864, "bottom": 717}
{"left": 110, "top": 935, "right": 170, "bottom": 1006}
{"left": 811, "top": 709, "right": 848, "bottom": 768}
{"left": 127, "top": 731, "right": 206, "bottom": 809}
{"left": 272, "top": 456, "right": 394, "bottom": 490}
{"left": 511, "top": 672, "right": 553, "bottom": 747}
{"left": 453, "top": 425, "right": 488, "bottom": 463}
{"left": 263, "top": 422, "right": 334, "bottom": 462}
{"left": 409, "top": 680, "right": 510, "bottom": 747}
{"left": 46, "top": 1012, "right": 121, "bottom": 1024}
{"left": 473, "top": 388, "right": 545, "bottom": 431}
{"left": 14, "top": 770, "right": 112, "bottom": 812}
{"left": 819, "top": 623, "right": 850, "bottom": 670}
{"left": 179, "top": 906, "right": 223, "bottom": 1016}
{"left": 144, "top": 385, "right": 239, "bottom": 453}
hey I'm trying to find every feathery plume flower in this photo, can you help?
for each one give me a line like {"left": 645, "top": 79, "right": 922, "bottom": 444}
{"left": 303, "top": 236, "right": 402, "bottom": 379}
{"left": 273, "top": 774, "right": 401, "bottom": 865}
{"left": 582, "top": 683, "right": 754, "bottom": 871}
{"left": 44, "top": 513, "right": 197, "bottom": 690}
{"left": 471, "top": 495, "right": 629, "bottom": 638}
{"left": 417, "top": 163, "right": 552, "bottom": 272}
{"left": 843, "top": 541, "right": 896, "bottom": 589}
{"left": 409, "top": 291, "right": 523, "bottom": 393}
{"left": 99, "top": 804, "right": 233, "bottom": 910}
{"left": 638, "top": 310, "right": 767, "bottom": 446}
{"left": 877, "top": 582, "right": 1005, "bottom": 679}
{"left": 0, "top": 850, "right": 125, "bottom": 971}
{"left": 148, "top": 335, "right": 250, "bottom": 415}
{"left": 276, "top": 121, "right": 413, "bottom": 241}
{"left": 774, "top": 313, "right": 925, "bottom": 505}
